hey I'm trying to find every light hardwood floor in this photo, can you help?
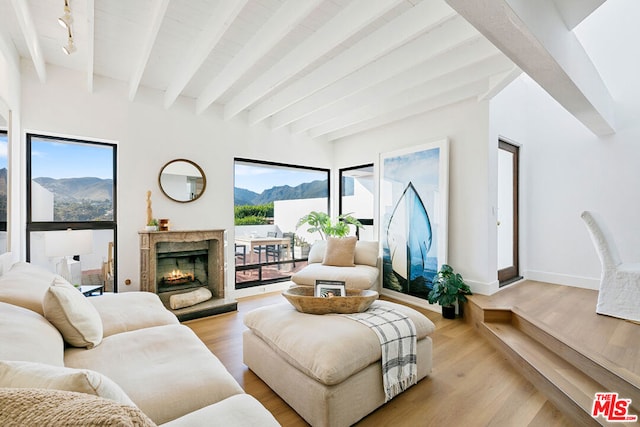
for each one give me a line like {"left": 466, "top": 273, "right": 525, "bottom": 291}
{"left": 184, "top": 289, "right": 577, "bottom": 427}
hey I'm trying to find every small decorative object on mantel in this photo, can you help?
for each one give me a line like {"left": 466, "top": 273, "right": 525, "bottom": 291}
{"left": 145, "top": 218, "right": 158, "bottom": 232}
{"left": 146, "top": 190, "right": 153, "bottom": 225}
{"left": 159, "top": 219, "right": 170, "bottom": 231}
{"left": 427, "top": 264, "right": 472, "bottom": 319}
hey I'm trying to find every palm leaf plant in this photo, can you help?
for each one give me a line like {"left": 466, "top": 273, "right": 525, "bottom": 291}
{"left": 296, "top": 211, "right": 363, "bottom": 239}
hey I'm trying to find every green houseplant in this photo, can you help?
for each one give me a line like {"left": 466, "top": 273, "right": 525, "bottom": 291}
{"left": 427, "top": 264, "right": 472, "bottom": 319}
{"left": 296, "top": 211, "right": 363, "bottom": 239}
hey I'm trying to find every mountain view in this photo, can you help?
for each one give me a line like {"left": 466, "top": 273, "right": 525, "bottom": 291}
{"left": 33, "top": 176, "right": 113, "bottom": 221}
{"left": 234, "top": 179, "right": 329, "bottom": 205}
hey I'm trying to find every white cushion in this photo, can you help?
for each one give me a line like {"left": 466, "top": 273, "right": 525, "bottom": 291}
{"left": 0, "top": 360, "right": 135, "bottom": 406}
{"left": 354, "top": 241, "right": 379, "bottom": 267}
{"left": 0, "top": 301, "right": 64, "bottom": 366}
{"left": 161, "top": 394, "right": 280, "bottom": 427}
{"left": 43, "top": 277, "right": 103, "bottom": 348}
{"left": 64, "top": 324, "right": 245, "bottom": 425}
{"left": 292, "top": 263, "right": 379, "bottom": 290}
{"left": 307, "top": 240, "right": 327, "bottom": 264}
{"left": 0, "top": 262, "right": 58, "bottom": 315}
{"left": 89, "top": 291, "right": 178, "bottom": 338}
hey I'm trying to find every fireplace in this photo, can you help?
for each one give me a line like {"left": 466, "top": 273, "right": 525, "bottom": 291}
{"left": 139, "top": 230, "right": 237, "bottom": 320}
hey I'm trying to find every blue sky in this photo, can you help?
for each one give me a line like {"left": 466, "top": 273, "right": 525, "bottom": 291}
{"left": 31, "top": 139, "right": 113, "bottom": 179}
{"left": 234, "top": 162, "right": 326, "bottom": 194}
{"left": 0, "top": 134, "right": 6, "bottom": 169}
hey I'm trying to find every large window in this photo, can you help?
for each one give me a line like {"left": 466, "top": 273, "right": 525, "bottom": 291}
{"left": 339, "top": 164, "right": 375, "bottom": 240}
{"left": 234, "top": 158, "right": 329, "bottom": 289}
{"left": 27, "top": 134, "right": 117, "bottom": 291}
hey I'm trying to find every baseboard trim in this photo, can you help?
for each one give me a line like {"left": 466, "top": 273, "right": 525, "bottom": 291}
{"left": 524, "top": 270, "right": 599, "bottom": 290}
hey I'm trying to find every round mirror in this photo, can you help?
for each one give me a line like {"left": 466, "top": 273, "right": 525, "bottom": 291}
{"left": 159, "top": 159, "right": 206, "bottom": 203}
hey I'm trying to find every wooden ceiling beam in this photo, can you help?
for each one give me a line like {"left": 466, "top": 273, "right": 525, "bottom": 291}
{"left": 293, "top": 38, "right": 502, "bottom": 135}
{"left": 10, "top": 0, "right": 46, "bottom": 83}
{"left": 195, "top": 0, "right": 322, "bottom": 114}
{"left": 129, "top": 0, "right": 170, "bottom": 101}
{"left": 86, "top": 0, "right": 95, "bottom": 93}
{"left": 223, "top": 0, "right": 405, "bottom": 120}
{"left": 307, "top": 54, "right": 513, "bottom": 138}
{"left": 248, "top": 0, "right": 456, "bottom": 125}
{"left": 325, "top": 80, "right": 488, "bottom": 141}
{"left": 446, "top": 0, "right": 615, "bottom": 136}
{"left": 274, "top": 16, "right": 479, "bottom": 131}
{"left": 163, "top": 0, "right": 247, "bottom": 109}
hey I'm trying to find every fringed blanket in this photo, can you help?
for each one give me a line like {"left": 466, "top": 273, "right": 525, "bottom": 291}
{"left": 345, "top": 306, "right": 417, "bottom": 401}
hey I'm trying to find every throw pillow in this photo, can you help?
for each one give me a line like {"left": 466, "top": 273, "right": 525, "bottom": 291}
{"left": 0, "top": 360, "right": 135, "bottom": 406}
{"left": 307, "top": 240, "right": 327, "bottom": 264}
{"left": 322, "top": 236, "right": 357, "bottom": 267}
{"left": 0, "top": 388, "right": 156, "bottom": 427}
{"left": 354, "top": 241, "right": 379, "bottom": 267}
{"left": 43, "top": 276, "right": 103, "bottom": 348}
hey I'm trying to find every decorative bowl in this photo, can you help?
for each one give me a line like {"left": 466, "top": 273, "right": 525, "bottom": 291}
{"left": 282, "top": 286, "right": 378, "bottom": 315}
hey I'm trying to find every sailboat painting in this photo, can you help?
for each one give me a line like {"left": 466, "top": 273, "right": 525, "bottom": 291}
{"left": 380, "top": 140, "right": 449, "bottom": 300}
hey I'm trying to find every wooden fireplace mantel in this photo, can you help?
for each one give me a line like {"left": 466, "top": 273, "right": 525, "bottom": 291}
{"left": 139, "top": 229, "right": 225, "bottom": 296}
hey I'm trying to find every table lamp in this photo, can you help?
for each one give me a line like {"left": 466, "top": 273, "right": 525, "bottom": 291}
{"left": 45, "top": 229, "right": 94, "bottom": 285}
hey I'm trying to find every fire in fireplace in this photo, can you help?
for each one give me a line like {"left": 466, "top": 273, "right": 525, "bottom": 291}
{"left": 156, "top": 241, "right": 209, "bottom": 294}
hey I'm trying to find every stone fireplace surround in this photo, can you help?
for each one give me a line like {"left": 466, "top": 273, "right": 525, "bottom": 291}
{"left": 139, "top": 229, "right": 237, "bottom": 321}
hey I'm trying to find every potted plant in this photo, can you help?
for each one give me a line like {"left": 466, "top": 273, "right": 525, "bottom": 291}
{"left": 145, "top": 218, "right": 158, "bottom": 232}
{"left": 296, "top": 211, "right": 363, "bottom": 239}
{"left": 294, "top": 235, "right": 311, "bottom": 258}
{"left": 427, "top": 264, "right": 472, "bottom": 319}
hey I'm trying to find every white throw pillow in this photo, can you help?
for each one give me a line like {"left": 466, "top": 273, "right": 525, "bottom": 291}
{"left": 354, "top": 241, "right": 379, "bottom": 267}
{"left": 307, "top": 240, "right": 327, "bottom": 264}
{"left": 0, "top": 360, "right": 135, "bottom": 406}
{"left": 43, "top": 277, "right": 103, "bottom": 348}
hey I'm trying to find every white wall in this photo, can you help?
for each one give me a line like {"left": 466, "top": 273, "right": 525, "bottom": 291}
{"left": 491, "top": 73, "right": 640, "bottom": 289}
{"left": 18, "top": 62, "right": 333, "bottom": 297}
{"left": 334, "top": 99, "right": 494, "bottom": 295}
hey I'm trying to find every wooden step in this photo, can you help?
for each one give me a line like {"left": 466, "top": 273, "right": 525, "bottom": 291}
{"left": 510, "top": 306, "right": 640, "bottom": 413}
{"left": 477, "top": 310, "right": 639, "bottom": 426}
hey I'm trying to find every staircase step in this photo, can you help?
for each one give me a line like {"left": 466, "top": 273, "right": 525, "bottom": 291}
{"left": 482, "top": 320, "right": 604, "bottom": 426}
{"left": 465, "top": 284, "right": 640, "bottom": 426}
{"left": 510, "top": 306, "right": 640, "bottom": 412}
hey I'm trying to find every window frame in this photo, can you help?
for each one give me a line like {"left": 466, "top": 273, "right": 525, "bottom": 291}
{"left": 339, "top": 163, "right": 375, "bottom": 238}
{"left": 26, "top": 133, "right": 118, "bottom": 290}
{"left": 233, "top": 157, "right": 330, "bottom": 289}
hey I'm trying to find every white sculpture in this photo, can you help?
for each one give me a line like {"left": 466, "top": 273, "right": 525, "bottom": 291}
{"left": 581, "top": 211, "right": 640, "bottom": 323}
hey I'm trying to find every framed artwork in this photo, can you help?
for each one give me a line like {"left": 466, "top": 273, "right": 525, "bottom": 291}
{"left": 379, "top": 139, "right": 449, "bottom": 301}
{"left": 315, "top": 280, "right": 346, "bottom": 297}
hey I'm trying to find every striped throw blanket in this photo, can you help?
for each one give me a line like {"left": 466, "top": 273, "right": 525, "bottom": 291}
{"left": 345, "top": 306, "right": 417, "bottom": 401}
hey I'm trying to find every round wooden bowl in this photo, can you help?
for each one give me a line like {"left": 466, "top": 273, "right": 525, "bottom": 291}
{"left": 282, "top": 286, "right": 378, "bottom": 315}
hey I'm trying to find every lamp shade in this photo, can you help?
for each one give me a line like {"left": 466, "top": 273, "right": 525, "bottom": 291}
{"left": 45, "top": 229, "right": 93, "bottom": 257}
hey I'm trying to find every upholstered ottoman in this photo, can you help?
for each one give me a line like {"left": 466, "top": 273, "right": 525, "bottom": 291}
{"left": 243, "top": 300, "right": 435, "bottom": 427}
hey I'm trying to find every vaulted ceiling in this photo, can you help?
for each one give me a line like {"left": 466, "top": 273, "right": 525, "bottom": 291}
{"left": 0, "top": 0, "right": 613, "bottom": 142}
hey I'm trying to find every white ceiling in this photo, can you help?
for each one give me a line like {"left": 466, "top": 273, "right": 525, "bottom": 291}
{"left": 0, "top": 0, "right": 614, "bottom": 141}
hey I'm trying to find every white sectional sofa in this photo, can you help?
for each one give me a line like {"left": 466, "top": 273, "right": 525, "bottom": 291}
{"left": 0, "top": 261, "right": 279, "bottom": 426}
{"left": 291, "top": 238, "right": 380, "bottom": 290}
